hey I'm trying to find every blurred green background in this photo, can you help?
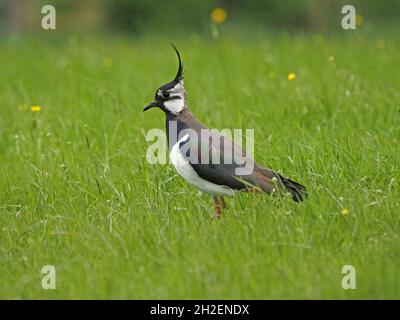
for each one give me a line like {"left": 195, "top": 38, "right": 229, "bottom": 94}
{"left": 1, "top": 0, "right": 399, "bottom": 37}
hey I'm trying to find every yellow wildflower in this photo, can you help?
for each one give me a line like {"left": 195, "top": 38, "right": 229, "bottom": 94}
{"left": 102, "top": 56, "right": 113, "bottom": 68}
{"left": 287, "top": 72, "right": 296, "bottom": 81}
{"left": 376, "top": 39, "right": 385, "bottom": 49}
{"left": 31, "top": 105, "right": 42, "bottom": 112}
{"left": 356, "top": 14, "right": 363, "bottom": 26}
{"left": 341, "top": 208, "right": 349, "bottom": 216}
{"left": 211, "top": 8, "right": 227, "bottom": 24}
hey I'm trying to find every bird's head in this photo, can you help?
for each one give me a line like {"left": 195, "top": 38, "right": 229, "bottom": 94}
{"left": 143, "top": 45, "right": 186, "bottom": 115}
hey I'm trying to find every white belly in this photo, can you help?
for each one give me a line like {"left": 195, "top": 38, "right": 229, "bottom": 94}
{"left": 170, "top": 134, "right": 235, "bottom": 197}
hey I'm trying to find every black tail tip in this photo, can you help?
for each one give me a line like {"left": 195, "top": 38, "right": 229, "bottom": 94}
{"left": 292, "top": 189, "right": 308, "bottom": 202}
{"left": 278, "top": 174, "right": 307, "bottom": 202}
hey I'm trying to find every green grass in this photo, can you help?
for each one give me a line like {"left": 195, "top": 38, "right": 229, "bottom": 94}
{"left": 0, "top": 33, "right": 399, "bottom": 299}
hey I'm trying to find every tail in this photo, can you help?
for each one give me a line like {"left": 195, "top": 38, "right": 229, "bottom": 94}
{"left": 277, "top": 173, "right": 307, "bottom": 202}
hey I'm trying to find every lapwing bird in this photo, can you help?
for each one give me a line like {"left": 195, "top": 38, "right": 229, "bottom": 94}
{"left": 143, "top": 46, "right": 307, "bottom": 217}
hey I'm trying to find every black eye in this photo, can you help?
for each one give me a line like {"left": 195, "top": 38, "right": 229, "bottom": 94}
{"left": 162, "top": 91, "right": 170, "bottom": 99}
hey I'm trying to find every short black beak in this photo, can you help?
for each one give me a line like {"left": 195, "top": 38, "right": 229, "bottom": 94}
{"left": 143, "top": 100, "right": 159, "bottom": 112}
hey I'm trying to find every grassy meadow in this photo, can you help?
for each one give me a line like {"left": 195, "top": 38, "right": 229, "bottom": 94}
{"left": 0, "top": 33, "right": 399, "bottom": 299}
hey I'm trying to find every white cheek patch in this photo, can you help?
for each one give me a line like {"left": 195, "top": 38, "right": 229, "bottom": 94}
{"left": 164, "top": 80, "right": 185, "bottom": 114}
{"left": 164, "top": 98, "right": 184, "bottom": 114}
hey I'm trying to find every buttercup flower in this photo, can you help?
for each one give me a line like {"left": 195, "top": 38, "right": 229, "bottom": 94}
{"left": 102, "top": 57, "right": 113, "bottom": 68}
{"left": 376, "top": 39, "right": 385, "bottom": 49}
{"left": 31, "top": 105, "right": 42, "bottom": 112}
{"left": 341, "top": 208, "right": 349, "bottom": 216}
{"left": 287, "top": 73, "right": 296, "bottom": 81}
{"left": 356, "top": 14, "right": 363, "bottom": 26}
{"left": 211, "top": 8, "right": 227, "bottom": 24}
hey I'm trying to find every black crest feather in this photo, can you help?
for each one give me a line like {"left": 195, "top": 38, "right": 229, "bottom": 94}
{"left": 170, "top": 44, "right": 184, "bottom": 81}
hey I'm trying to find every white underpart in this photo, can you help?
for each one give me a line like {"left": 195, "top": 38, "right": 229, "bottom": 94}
{"left": 170, "top": 134, "right": 235, "bottom": 196}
